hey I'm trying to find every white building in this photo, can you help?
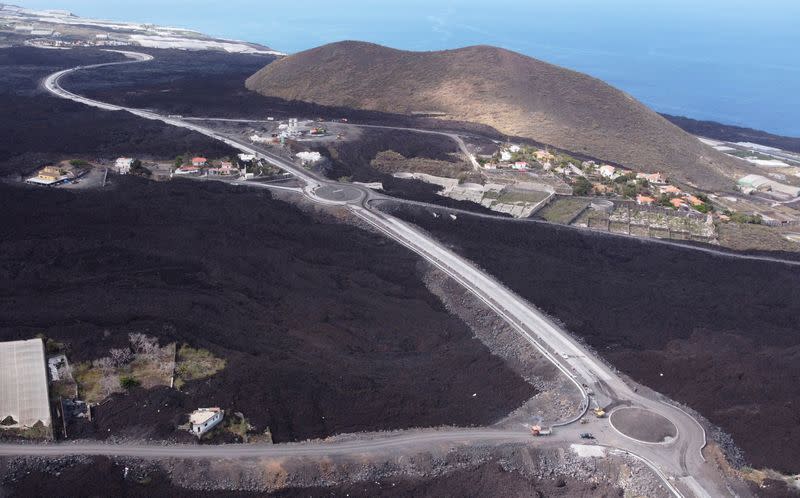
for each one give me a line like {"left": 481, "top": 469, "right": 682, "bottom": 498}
{"left": 189, "top": 407, "right": 223, "bottom": 437}
{"left": 599, "top": 165, "right": 617, "bottom": 178}
{"left": 115, "top": 157, "right": 133, "bottom": 174}
{"left": 296, "top": 151, "right": 322, "bottom": 164}
{"left": 249, "top": 134, "right": 271, "bottom": 144}
{"left": 0, "top": 339, "right": 52, "bottom": 431}
{"left": 237, "top": 153, "right": 256, "bottom": 162}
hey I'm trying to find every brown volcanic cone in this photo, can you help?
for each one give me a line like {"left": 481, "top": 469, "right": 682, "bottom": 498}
{"left": 247, "top": 41, "right": 753, "bottom": 189}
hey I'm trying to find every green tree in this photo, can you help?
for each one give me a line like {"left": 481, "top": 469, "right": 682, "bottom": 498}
{"left": 572, "top": 176, "right": 592, "bottom": 196}
{"left": 622, "top": 183, "right": 638, "bottom": 198}
{"left": 120, "top": 376, "right": 141, "bottom": 389}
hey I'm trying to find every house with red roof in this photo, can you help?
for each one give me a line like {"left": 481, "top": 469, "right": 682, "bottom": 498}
{"left": 636, "top": 194, "right": 655, "bottom": 205}
{"left": 670, "top": 198, "right": 687, "bottom": 209}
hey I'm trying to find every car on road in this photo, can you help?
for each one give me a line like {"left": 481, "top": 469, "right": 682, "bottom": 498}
{"left": 579, "top": 432, "right": 595, "bottom": 439}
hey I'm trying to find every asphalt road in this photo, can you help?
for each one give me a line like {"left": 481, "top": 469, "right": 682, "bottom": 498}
{"left": 29, "top": 50, "right": 749, "bottom": 498}
{"left": 0, "top": 429, "right": 533, "bottom": 458}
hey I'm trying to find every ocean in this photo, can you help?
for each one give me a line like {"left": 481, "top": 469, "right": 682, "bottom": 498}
{"left": 13, "top": 0, "right": 800, "bottom": 136}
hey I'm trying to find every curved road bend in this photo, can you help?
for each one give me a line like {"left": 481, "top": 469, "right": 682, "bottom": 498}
{"left": 32, "top": 50, "right": 741, "bottom": 498}
{"left": 181, "top": 117, "right": 482, "bottom": 171}
{"left": 181, "top": 117, "right": 800, "bottom": 268}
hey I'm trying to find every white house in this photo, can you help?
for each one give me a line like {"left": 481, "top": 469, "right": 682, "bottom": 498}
{"left": 237, "top": 153, "right": 256, "bottom": 162}
{"left": 189, "top": 407, "right": 223, "bottom": 437}
{"left": 115, "top": 157, "right": 133, "bottom": 174}
{"left": 598, "top": 165, "right": 617, "bottom": 178}
{"left": 296, "top": 151, "right": 322, "bottom": 164}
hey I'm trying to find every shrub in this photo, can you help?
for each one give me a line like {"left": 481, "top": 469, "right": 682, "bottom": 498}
{"left": 572, "top": 176, "right": 592, "bottom": 196}
{"left": 175, "top": 344, "right": 226, "bottom": 384}
{"left": 120, "top": 376, "right": 141, "bottom": 389}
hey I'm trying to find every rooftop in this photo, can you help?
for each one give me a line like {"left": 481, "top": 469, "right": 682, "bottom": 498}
{"left": 189, "top": 407, "right": 221, "bottom": 425}
{"left": 0, "top": 339, "right": 51, "bottom": 429}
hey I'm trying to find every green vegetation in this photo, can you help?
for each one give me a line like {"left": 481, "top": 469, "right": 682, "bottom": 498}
{"left": 556, "top": 153, "right": 581, "bottom": 167}
{"left": 73, "top": 362, "right": 105, "bottom": 403}
{"left": 73, "top": 334, "right": 176, "bottom": 403}
{"left": 225, "top": 412, "right": 251, "bottom": 441}
{"left": 694, "top": 203, "right": 711, "bottom": 214}
{"left": 175, "top": 344, "right": 226, "bottom": 389}
{"left": 537, "top": 197, "right": 590, "bottom": 224}
{"left": 572, "top": 176, "right": 592, "bottom": 196}
{"left": 120, "top": 376, "right": 141, "bottom": 389}
{"left": 728, "top": 212, "right": 763, "bottom": 224}
{"left": 69, "top": 159, "right": 89, "bottom": 167}
{"left": 621, "top": 183, "right": 638, "bottom": 198}
{"left": 495, "top": 189, "right": 549, "bottom": 205}
{"left": 337, "top": 176, "right": 352, "bottom": 183}
{"left": 174, "top": 155, "right": 184, "bottom": 168}
{"left": 726, "top": 149, "right": 774, "bottom": 161}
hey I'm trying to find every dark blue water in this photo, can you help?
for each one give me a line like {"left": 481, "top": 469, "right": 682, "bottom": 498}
{"left": 16, "top": 0, "right": 800, "bottom": 136}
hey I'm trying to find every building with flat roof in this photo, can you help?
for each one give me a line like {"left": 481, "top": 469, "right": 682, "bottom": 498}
{"left": 189, "top": 407, "right": 223, "bottom": 436}
{"left": 0, "top": 339, "right": 52, "bottom": 431}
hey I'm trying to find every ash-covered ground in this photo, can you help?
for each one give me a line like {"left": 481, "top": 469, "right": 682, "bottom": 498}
{"left": 389, "top": 204, "right": 800, "bottom": 473}
{"left": 0, "top": 456, "right": 622, "bottom": 498}
{"left": 0, "top": 47, "right": 237, "bottom": 178}
{"left": 60, "top": 48, "right": 502, "bottom": 211}
{"left": 0, "top": 178, "right": 534, "bottom": 441}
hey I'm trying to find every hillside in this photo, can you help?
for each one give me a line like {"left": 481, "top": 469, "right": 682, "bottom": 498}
{"left": 246, "top": 41, "right": 754, "bottom": 190}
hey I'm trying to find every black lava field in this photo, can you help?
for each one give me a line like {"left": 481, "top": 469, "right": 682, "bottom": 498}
{"left": 391, "top": 204, "right": 800, "bottom": 473}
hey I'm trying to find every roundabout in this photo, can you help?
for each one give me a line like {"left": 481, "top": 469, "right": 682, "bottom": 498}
{"left": 610, "top": 407, "right": 678, "bottom": 444}
{"left": 313, "top": 184, "right": 364, "bottom": 204}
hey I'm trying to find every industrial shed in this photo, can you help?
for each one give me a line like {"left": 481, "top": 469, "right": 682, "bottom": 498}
{"left": 0, "top": 339, "right": 52, "bottom": 430}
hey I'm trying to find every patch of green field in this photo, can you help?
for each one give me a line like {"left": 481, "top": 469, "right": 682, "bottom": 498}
{"left": 495, "top": 189, "right": 549, "bottom": 205}
{"left": 175, "top": 344, "right": 226, "bottom": 389}
{"left": 537, "top": 197, "right": 590, "bottom": 223}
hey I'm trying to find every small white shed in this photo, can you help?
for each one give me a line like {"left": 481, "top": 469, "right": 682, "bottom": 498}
{"left": 189, "top": 407, "right": 223, "bottom": 437}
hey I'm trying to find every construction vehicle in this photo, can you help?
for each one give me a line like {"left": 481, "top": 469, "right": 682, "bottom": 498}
{"left": 593, "top": 407, "right": 606, "bottom": 418}
{"left": 530, "top": 425, "right": 552, "bottom": 436}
